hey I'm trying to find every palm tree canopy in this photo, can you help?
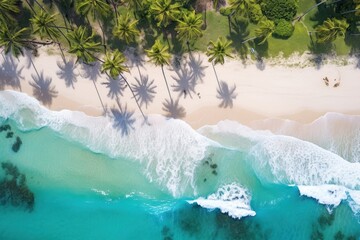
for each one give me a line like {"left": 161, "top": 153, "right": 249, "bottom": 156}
{"left": 113, "top": 13, "right": 140, "bottom": 44}
{"left": 75, "top": 0, "right": 111, "bottom": 19}
{"left": 30, "top": 11, "right": 61, "bottom": 40}
{"left": 315, "top": 18, "right": 349, "bottom": 43}
{"left": 228, "top": 0, "right": 255, "bottom": 15}
{"left": 150, "top": 0, "right": 182, "bottom": 27}
{"left": 146, "top": 39, "right": 171, "bottom": 66}
{"left": 175, "top": 10, "right": 203, "bottom": 43}
{"left": 0, "top": 0, "right": 19, "bottom": 25}
{"left": 101, "top": 49, "right": 129, "bottom": 79}
{"left": 67, "top": 26, "right": 102, "bottom": 64}
{"left": 206, "top": 37, "right": 233, "bottom": 65}
{"left": 254, "top": 19, "right": 275, "bottom": 45}
{"left": 0, "top": 25, "right": 30, "bottom": 57}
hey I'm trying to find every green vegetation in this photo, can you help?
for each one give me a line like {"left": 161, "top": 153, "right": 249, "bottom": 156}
{"left": 273, "top": 19, "right": 294, "bottom": 39}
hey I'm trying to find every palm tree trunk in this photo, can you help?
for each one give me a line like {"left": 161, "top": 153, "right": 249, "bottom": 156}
{"left": 242, "top": 36, "right": 257, "bottom": 44}
{"left": 98, "top": 19, "right": 107, "bottom": 52}
{"left": 295, "top": 0, "right": 327, "bottom": 21}
{"left": 211, "top": 61, "right": 221, "bottom": 91}
{"left": 161, "top": 65, "right": 172, "bottom": 101}
{"left": 120, "top": 73, "right": 147, "bottom": 122}
{"left": 341, "top": 9, "right": 360, "bottom": 15}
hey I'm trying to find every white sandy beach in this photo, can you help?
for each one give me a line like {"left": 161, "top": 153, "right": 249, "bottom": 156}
{"left": 1, "top": 46, "right": 360, "bottom": 129}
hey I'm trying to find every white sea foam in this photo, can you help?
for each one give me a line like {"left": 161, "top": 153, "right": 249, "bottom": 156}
{"left": 0, "top": 91, "right": 215, "bottom": 197}
{"left": 187, "top": 183, "right": 256, "bottom": 219}
{"left": 298, "top": 185, "right": 360, "bottom": 214}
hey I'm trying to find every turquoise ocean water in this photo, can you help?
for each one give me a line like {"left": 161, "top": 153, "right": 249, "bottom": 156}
{"left": 0, "top": 91, "right": 359, "bottom": 240}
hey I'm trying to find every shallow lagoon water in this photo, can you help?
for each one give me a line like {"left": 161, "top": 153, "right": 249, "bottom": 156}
{"left": 0, "top": 91, "right": 359, "bottom": 240}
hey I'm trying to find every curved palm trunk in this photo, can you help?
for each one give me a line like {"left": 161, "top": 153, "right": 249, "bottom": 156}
{"left": 119, "top": 73, "right": 147, "bottom": 123}
{"left": 211, "top": 61, "right": 221, "bottom": 91}
{"left": 161, "top": 65, "right": 172, "bottom": 101}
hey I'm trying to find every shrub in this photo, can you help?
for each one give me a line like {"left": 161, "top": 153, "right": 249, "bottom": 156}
{"left": 261, "top": 0, "right": 298, "bottom": 22}
{"left": 273, "top": 19, "right": 294, "bottom": 38}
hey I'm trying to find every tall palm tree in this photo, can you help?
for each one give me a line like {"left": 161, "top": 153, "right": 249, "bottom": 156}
{"left": 67, "top": 26, "right": 102, "bottom": 64}
{"left": 75, "top": 0, "right": 111, "bottom": 48}
{"left": 206, "top": 37, "right": 233, "bottom": 89}
{"left": 146, "top": 39, "right": 172, "bottom": 101}
{"left": 175, "top": 10, "right": 203, "bottom": 52}
{"left": 0, "top": 0, "right": 19, "bottom": 25}
{"left": 101, "top": 50, "right": 147, "bottom": 121}
{"left": 0, "top": 25, "right": 53, "bottom": 58}
{"left": 149, "top": 0, "right": 182, "bottom": 27}
{"left": 254, "top": 19, "right": 275, "bottom": 45}
{"left": 30, "top": 11, "right": 61, "bottom": 41}
{"left": 315, "top": 18, "right": 349, "bottom": 43}
{"left": 228, "top": 0, "right": 254, "bottom": 17}
{"left": 113, "top": 13, "right": 140, "bottom": 44}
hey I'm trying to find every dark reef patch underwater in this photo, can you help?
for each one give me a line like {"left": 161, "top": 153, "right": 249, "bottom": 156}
{"left": 0, "top": 91, "right": 359, "bottom": 239}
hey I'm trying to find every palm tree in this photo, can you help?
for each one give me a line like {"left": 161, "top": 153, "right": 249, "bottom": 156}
{"left": 315, "top": 18, "right": 349, "bottom": 43}
{"left": 175, "top": 10, "right": 203, "bottom": 52}
{"left": 0, "top": 0, "right": 19, "bottom": 25}
{"left": 75, "top": 0, "right": 111, "bottom": 48}
{"left": 101, "top": 50, "right": 147, "bottom": 121}
{"left": 0, "top": 25, "right": 53, "bottom": 58}
{"left": 228, "top": 0, "right": 254, "bottom": 17}
{"left": 30, "top": 11, "right": 61, "bottom": 41}
{"left": 254, "top": 19, "right": 275, "bottom": 45}
{"left": 206, "top": 37, "right": 233, "bottom": 89}
{"left": 341, "top": 0, "right": 360, "bottom": 16}
{"left": 146, "top": 39, "right": 172, "bottom": 101}
{"left": 67, "top": 26, "right": 102, "bottom": 64}
{"left": 113, "top": 13, "right": 140, "bottom": 44}
{"left": 149, "top": 0, "right": 182, "bottom": 27}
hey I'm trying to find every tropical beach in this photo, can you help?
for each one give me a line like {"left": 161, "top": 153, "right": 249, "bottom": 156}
{"left": 1, "top": 0, "right": 360, "bottom": 239}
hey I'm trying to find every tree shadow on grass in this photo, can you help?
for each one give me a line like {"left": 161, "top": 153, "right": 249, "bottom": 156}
{"left": 0, "top": 54, "right": 24, "bottom": 90}
{"left": 171, "top": 66, "right": 197, "bottom": 99}
{"left": 162, "top": 99, "right": 186, "bottom": 119}
{"left": 110, "top": 104, "right": 136, "bottom": 136}
{"left": 228, "top": 17, "right": 250, "bottom": 61}
{"left": 56, "top": 59, "right": 79, "bottom": 89}
{"left": 29, "top": 72, "right": 58, "bottom": 106}
{"left": 101, "top": 76, "right": 126, "bottom": 100}
{"left": 132, "top": 75, "right": 157, "bottom": 108}
{"left": 217, "top": 81, "right": 237, "bottom": 108}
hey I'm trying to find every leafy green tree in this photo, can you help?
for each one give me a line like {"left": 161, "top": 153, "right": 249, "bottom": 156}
{"left": 273, "top": 19, "right": 294, "bottom": 39}
{"left": 75, "top": 0, "right": 111, "bottom": 46}
{"left": 113, "top": 13, "right": 140, "bottom": 44}
{"left": 30, "top": 11, "right": 61, "bottom": 41}
{"left": 101, "top": 50, "right": 147, "bottom": 121}
{"left": 149, "top": 0, "right": 182, "bottom": 27}
{"left": 175, "top": 10, "right": 203, "bottom": 51}
{"left": 315, "top": 18, "right": 349, "bottom": 43}
{"left": 254, "top": 18, "right": 275, "bottom": 44}
{"left": 67, "top": 26, "right": 102, "bottom": 64}
{"left": 206, "top": 37, "right": 233, "bottom": 89}
{"left": 0, "top": 0, "right": 19, "bottom": 26}
{"left": 146, "top": 40, "right": 172, "bottom": 100}
{"left": 261, "top": 0, "right": 297, "bottom": 23}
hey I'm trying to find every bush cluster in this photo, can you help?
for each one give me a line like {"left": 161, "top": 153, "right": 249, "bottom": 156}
{"left": 261, "top": 0, "right": 298, "bottom": 22}
{"left": 273, "top": 19, "right": 294, "bottom": 39}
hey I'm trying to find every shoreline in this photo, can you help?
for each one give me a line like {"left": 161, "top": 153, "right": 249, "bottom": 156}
{"left": 1, "top": 47, "right": 360, "bottom": 129}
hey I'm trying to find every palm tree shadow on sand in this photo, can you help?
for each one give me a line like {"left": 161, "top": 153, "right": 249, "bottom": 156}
{"left": 110, "top": 104, "right": 136, "bottom": 136}
{"left": 56, "top": 60, "right": 79, "bottom": 89}
{"left": 79, "top": 61, "right": 102, "bottom": 82}
{"left": 0, "top": 54, "right": 24, "bottom": 90}
{"left": 101, "top": 76, "right": 126, "bottom": 100}
{"left": 162, "top": 99, "right": 186, "bottom": 119}
{"left": 188, "top": 53, "right": 208, "bottom": 84}
{"left": 217, "top": 81, "right": 237, "bottom": 108}
{"left": 171, "top": 67, "right": 197, "bottom": 99}
{"left": 29, "top": 72, "right": 58, "bottom": 106}
{"left": 132, "top": 75, "right": 157, "bottom": 108}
